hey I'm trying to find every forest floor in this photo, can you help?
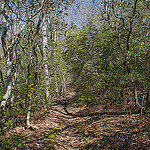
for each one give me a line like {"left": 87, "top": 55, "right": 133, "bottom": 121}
{"left": 13, "top": 91, "right": 149, "bottom": 149}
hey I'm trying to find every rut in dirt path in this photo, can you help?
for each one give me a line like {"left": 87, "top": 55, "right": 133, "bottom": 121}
{"left": 51, "top": 91, "right": 84, "bottom": 150}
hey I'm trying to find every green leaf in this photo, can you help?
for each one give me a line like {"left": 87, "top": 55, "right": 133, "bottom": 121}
{"left": 5, "top": 122, "right": 9, "bottom": 126}
{"left": 18, "top": 142, "right": 22, "bottom": 147}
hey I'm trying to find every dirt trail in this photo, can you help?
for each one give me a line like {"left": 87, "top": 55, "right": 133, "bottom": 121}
{"left": 51, "top": 91, "right": 82, "bottom": 149}
{"left": 18, "top": 92, "right": 149, "bottom": 150}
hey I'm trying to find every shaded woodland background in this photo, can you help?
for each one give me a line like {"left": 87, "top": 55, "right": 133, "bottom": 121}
{"left": 0, "top": 0, "right": 149, "bottom": 149}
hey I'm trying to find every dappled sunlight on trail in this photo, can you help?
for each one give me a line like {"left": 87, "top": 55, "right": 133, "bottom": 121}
{"left": 15, "top": 91, "right": 150, "bottom": 150}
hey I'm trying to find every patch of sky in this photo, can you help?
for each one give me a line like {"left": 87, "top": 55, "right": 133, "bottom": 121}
{"left": 63, "top": 0, "right": 102, "bottom": 28}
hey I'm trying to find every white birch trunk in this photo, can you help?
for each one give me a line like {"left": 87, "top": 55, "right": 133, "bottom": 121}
{"left": 0, "top": 1, "right": 14, "bottom": 125}
{"left": 43, "top": 17, "right": 50, "bottom": 103}
{"left": 0, "top": 0, "right": 13, "bottom": 110}
{"left": 26, "top": 99, "right": 31, "bottom": 127}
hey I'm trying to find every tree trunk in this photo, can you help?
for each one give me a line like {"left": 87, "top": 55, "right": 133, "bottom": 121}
{"left": 43, "top": 16, "right": 50, "bottom": 104}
